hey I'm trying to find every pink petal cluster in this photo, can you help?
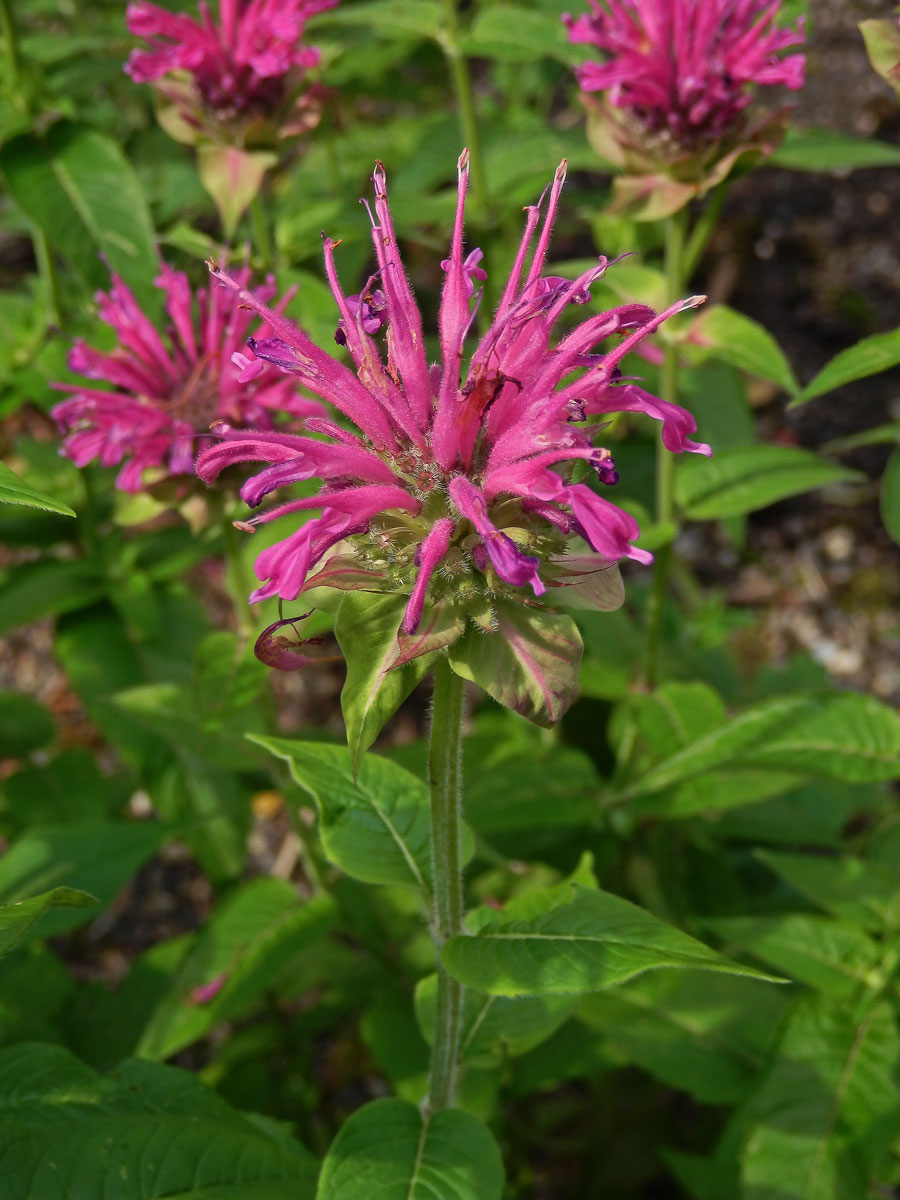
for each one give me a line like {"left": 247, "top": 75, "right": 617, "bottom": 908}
{"left": 197, "top": 154, "right": 709, "bottom": 636}
{"left": 52, "top": 264, "right": 320, "bottom": 493}
{"left": 125, "top": 0, "right": 337, "bottom": 121}
{"left": 564, "top": 0, "right": 805, "bottom": 147}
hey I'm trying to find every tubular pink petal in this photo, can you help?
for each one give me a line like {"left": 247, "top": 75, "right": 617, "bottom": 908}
{"left": 403, "top": 518, "right": 455, "bottom": 634}
{"left": 207, "top": 260, "right": 399, "bottom": 450}
{"left": 432, "top": 151, "right": 474, "bottom": 471}
{"left": 54, "top": 259, "right": 313, "bottom": 493}
{"left": 523, "top": 160, "right": 567, "bottom": 291}
{"left": 369, "top": 162, "right": 432, "bottom": 431}
{"left": 564, "top": 484, "right": 653, "bottom": 565}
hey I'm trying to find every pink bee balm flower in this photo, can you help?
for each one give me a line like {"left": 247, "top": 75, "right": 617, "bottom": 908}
{"left": 52, "top": 264, "right": 320, "bottom": 493}
{"left": 197, "top": 154, "right": 709, "bottom": 677}
{"left": 564, "top": 0, "right": 805, "bottom": 147}
{"left": 125, "top": 0, "right": 338, "bottom": 128}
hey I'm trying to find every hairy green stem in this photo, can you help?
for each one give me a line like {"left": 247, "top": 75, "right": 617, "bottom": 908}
{"left": 249, "top": 191, "right": 274, "bottom": 272}
{"left": 221, "top": 516, "right": 256, "bottom": 642}
{"left": 682, "top": 181, "right": 727, "bottom": 282}
{"left": 34, "top": 227, "right": 63, "bottom": 327}
{"left": 642, "top": 207, "right": 688, "bottom": 688}
{"left": 440, "top": 0, "right": 487, "bottom": 216}
{"left": 426, "top": 657, "right": 466, "bottom": 1113}
{"left": 0, "top": 0, "right": 22, "bottom": 101}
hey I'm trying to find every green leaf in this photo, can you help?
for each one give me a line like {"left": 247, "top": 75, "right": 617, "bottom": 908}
{"left": 319, "top": 0, "right": 443, "bottom": 39}
{"left": 631, "top": 768, "right": 804, "bottom": 820}
{"left": 415, "top": 974, "right": 576, "bottom": 1065}
{"left": 0, "top": 691, "right": 54, "bottom": 757}
{"left": 623, "top": 684, "right": 801, "bottom": 818}
{"left": 137, "top": 878, "right": 336, "bottom": 1060}
{"left": 448, "top": 602, "right": 582, "bottom": 727}
{"left": 880, "top": 446, "right": 900, "bottom": 545}
{"left": 0, "top": 822, "right": 164, "bottom": 941}
{"left": 462, "top": 6, "right": 570, "bottom": 61}
{"left": 706, "top": 914, "right": 882, "bottom": 1001}
{"left": 0, "top": 462, "right": 75, "bottom": 517}
{"left": 727, "top": 996, "right": 900, "bottom": 1199}
{"left": 675, "top": 446, "right": 859, "bottom": 520}
{"left": 632, "top": 681, "right": 727, "bottom": 761}
{"left": 791, "top": 327, "right": 900, "bottom": 406}
{"left": 441, "top": 884, "right": 781, "bottom": 997}
{"left": 706, "top": 778, "right": 880, "bottom": 848}
{"left": 253, "top": 737, "right": 438, "bottom": 893}
{"left": 155, "top": 757, "right": 252, "bottom": 881}
{"left": 821, "top": 422, "right": 900, "bottom": 455}
{"left": 664, "top": 1150, "right": 737, "bottom": 1200}
{"left": 0, "top": 748, "right": 126, "bottom": 835}
{"left": 757, "top": 851, "right": 900, "bottom": 933}
{"left": 112, "top": 681, "right": 263, "bottom": 770}
{"left": 579, "top": 971, "right": 784, "bottom": 1105}
{"left": 0, "top": 559, "right": 105, "bottom": 636}
{"left": 626, "top": 693, "right": 900, "bottom": 799}
{"left": 359, "top": 986, "right": 430, "bottom": 1103}
{"left": 0, "top": 887, "right": 97, "bottom": 957}
{"left": 680, "top": 362, "right": 755, "bottom": 454}
{"left": 464, "top": 742, "right": 599, "bottom": 859}
{"left": 770, "top": 126, "right": 900, "bottom": 171}
{"left": 335, "top": 592, "right": 436, "bottom": 773}
{"left": 0, "top": 121, "right": 157, "bottom": 304}
{"left": 688, "top": 305, "right": 799, "bottom": 393}
{"left": 316, "top": 1098, "right": 503, "bottom": 1200}
{"left": 742, "top": 692, "right": 900, "bottom": 782}
{"left": 0, "top": 1043, "right": 318, "bottom": 1198}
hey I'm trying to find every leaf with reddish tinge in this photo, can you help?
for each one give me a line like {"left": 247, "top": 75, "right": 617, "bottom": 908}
{"left": 336, "top": 592, "right": 436, "bottom": 771}
{"left": 545, "top": 554, "right": 624, "bottom": 612}
{"left": 197, "top": 144, "right": 276, "bottom": 238}
{"left": 392, "top": 601, "right": 466, "bottom": 668}
{"left": 449, "top": 602, "right": 582, "bottom": 726}
{"left": 300, "top": 553, "right": 390, "bottom": 594}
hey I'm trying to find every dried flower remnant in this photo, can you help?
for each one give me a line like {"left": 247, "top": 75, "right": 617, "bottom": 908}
{"left": 125, "top": 0, "right": 337, "bottom": 137}
{"left": 52, "top": 264, "right": 319, "bottom": 493}
{"left": 564, "top": 0, "right": 805, "bottom": 215}
{"left": 197, "top": 155, "right": 709, "bottom": 721}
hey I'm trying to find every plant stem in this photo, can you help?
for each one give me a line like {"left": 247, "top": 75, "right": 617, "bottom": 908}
{"left": 33, "top": 227, "right": 63, "bottom": 326}
{"left": 682, "top": 181, "right": 727, "bottom": 282}
{"left": 440, "top": 0, "right": 487, "bottom": 217}
{"left": 425, "top": 656, "right": 466, "bottom": 1113}
{"left": 0, "top": 0, "right": 23, "bottom": 102}
{"left": 221, "top": 515, "right": 256, "bottom": 643}
{"left": 642, "top": 206, "right": 688, "bottom": 688}
{"left": 249, "top": 191, "right": 274, "bottom": 272}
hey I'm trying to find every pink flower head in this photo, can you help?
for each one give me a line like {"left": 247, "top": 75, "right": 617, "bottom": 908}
{"left": 125, "top": 0, "right": 338, "bottom": 134}
{"left": 197, "top": 154, "right": 709, "bottom": 646}
{"left": 564, "top": 0, "right": 805, "bottom": 151}
{"left": 52, "top": 263, "right": 320, "bottom": 493}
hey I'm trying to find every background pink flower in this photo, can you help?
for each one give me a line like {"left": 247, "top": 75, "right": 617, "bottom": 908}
{"left": 125, "top": 0, "right": 338, "bottom": 127}
{"left": 564, "top": 0, "right": 805, "bottom": 149}
{"left": 53, "top": 263, "right": 320, "bottom": 493}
